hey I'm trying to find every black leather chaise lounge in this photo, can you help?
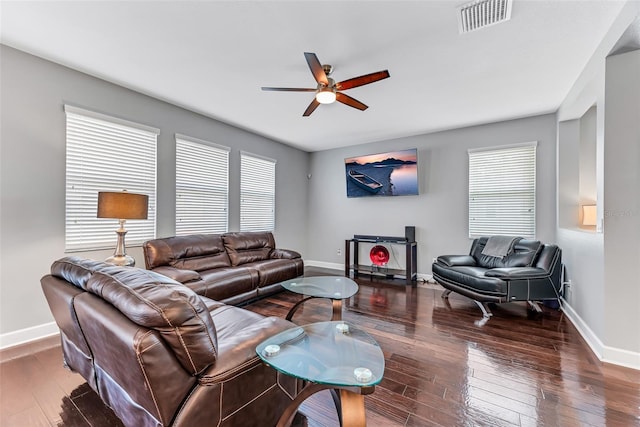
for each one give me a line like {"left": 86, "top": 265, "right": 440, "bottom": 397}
{"left": 432, "top": 236, "right": 562, "bottom": 325}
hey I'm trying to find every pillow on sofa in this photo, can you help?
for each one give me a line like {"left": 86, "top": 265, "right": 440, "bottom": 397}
{"left": 85, "top": 266, "right": 219, "bottom": 376}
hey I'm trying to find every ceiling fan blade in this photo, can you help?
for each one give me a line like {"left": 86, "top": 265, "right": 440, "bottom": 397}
{"left": 336, "top": 92, "right": 368, "bottom": 111}
{"left": 303, "top": 99, "right": 321, "bottom": 117}
{"left": 261, "top": 87, "right": 316, "bottom": 92}
{"left": 335, "top": 70, "right": 390, "bottom": 91}
{"left": 304, "top": 52, "right": 329, "bottom": 86}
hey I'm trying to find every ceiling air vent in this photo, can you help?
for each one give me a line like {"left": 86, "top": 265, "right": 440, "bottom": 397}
{"left": 457, "top": 0, "right": 512, "bottom": 34}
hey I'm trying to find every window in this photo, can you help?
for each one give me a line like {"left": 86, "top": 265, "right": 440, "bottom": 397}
{"left": 175, "top": 134, "right": 229, "bottom": 235}
{"left": 65, "top": 105, "right": 157, "bottom": 251}
{"left": 468, "top": 142, "right": 536, "bottom": 238}
{"left": 240, "top": 152, "right": 276, "bottom": 231}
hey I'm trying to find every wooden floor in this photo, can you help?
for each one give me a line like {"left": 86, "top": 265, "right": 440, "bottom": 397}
{"left": 2, "top": 267, "right": 639, "bottom": 426}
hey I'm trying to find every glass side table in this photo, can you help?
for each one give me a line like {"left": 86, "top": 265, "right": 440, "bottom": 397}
{"left": 280, "top": 276, "right": 359, "bottom": 321}
{"left": 256, "top": 321, "right": 384, "bottom": 427}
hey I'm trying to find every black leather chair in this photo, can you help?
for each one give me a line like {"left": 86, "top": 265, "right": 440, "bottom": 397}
{"left": 432, "top": 237, "right": 562, "bottom": 325}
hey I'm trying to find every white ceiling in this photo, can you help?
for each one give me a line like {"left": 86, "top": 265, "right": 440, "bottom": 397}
{"left": 0, "top": 1, "right": 627, "bottom": 152}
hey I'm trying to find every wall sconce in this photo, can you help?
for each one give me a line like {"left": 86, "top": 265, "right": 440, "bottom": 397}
{"left": 582, "top": 204, "right": 597, "bottom": 226}
{"left": 97, "top": 191, "right": 149, "bottom": 266}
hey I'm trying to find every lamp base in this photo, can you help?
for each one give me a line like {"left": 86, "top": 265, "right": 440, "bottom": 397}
{"left": 105, "top": 227, "right": 135, "bottom": 267}
{"left": 105, "top": 254, "right": 136, "bottom": 267}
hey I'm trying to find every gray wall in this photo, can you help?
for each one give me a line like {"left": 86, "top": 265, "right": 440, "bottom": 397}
{"left": 556, "top": 1, "right": 640, "bottom": 365}
{"left": 306, "top": 114, "right": 558, "bottom": 273}
{"left": 557, "top": 119, "right": 581, "bottom": 230}
{"left": 579, "top": 106, "right": 597, "bottom": 205}
{"left": 0, "top": 45, "right": 309, "bottom": 336}
{"left": 603, "top": 49, "right": 640, "bottom": 353}
{"left": 557, "top": 117, "right": 606, "bottom": 340}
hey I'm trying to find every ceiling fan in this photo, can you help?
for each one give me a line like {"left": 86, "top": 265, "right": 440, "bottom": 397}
{"left": 261, "top": 52, "right": 390, "bottom": 117}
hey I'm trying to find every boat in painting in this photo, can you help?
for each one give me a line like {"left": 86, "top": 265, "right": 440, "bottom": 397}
{"left": 348, "top": 169, "right": 383, "bottom": 193}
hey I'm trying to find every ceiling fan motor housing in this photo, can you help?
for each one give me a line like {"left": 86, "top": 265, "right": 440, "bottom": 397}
{"left": 318, "top": 77, "right": 336, "bottom": 90}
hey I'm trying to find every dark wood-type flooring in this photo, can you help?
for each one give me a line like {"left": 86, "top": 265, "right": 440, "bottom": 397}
{"left": 1, "top": 267, "right": 639, "bottom": 426}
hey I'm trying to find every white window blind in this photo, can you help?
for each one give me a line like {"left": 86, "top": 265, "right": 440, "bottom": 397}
{"left": 468, "top": 142, "right": 536, "bottom": 239}
{"left": 176, "top": 134, "right": 229, "bottom": 235}
{"left": 240, "top": 152, "right": 276, "bottom": 232}
{"left": 65, "top": 105, "right": 157, "bottom": 251}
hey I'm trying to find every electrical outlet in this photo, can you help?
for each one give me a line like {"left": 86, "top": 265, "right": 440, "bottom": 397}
{"left": 432, "top": 257, "right": 437, "bottom": 263}
{"left": 337, "top": 248, "right": 342, "bottom": 256}
{"left": 563, "top": 279, "right": 572, "bottom": 298}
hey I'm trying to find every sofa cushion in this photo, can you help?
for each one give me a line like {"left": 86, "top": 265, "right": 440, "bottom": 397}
{"left": 432, "top": 263, "right": 507, "bottom": 296}
{"left": 485, "top": 267, "right": 549, "bottom": 279}
{"left": 436, "top": 255, "right": 476, "bottom": 267}
{"left": 196, "top": 267, "right": 259, "bottom": 300}
{"left": 247, "top": 259, "right": 304, "bottom": 287}
{"left": 205, "top": 305, "right": 295, "bottom": 379}
{"left": 143, "top": 234, "right": 232, "bottom": 271}
{"left": 151, "top": 266, "right": 201, "bottom": 283}
{"left": 85, "top": 266, "right": 218, "bottom": 375}
{"left": 223, "top": 231, "right": 275, "bottom": 266}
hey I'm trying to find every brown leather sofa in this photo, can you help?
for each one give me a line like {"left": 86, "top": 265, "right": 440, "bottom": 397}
{"left": 41, "top": 256, "right": 299, "bottom": 427}
{"left": 143, "top": 231, "right": 304, "bottom": 305}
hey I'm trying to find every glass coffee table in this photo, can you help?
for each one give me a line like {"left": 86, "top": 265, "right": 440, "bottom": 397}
{"left": 280, "top": 276, "right": 359, "bottom": 321}
{"left": 256, "top": 321, "right": 385, "bottom": 427}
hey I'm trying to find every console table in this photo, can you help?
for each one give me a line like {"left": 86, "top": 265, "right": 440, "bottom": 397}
{"left": 344, "top": 237, "right": 417, "bottom": 285}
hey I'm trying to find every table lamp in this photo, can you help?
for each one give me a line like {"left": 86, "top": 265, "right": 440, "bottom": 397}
{"left": 97, "top": 191, "right": 149, "bottom": 266}
{"left": 582, "top": 204, "right": 597, "bottom": 227}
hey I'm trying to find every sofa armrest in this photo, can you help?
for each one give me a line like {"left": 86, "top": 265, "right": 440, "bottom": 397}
{"left": 436, "top": 255, "right": 476, "bottom": 267}
{"left": 484, "top": 267, "right": 548, "bottom": 279}
{"left": 152, "top": 266, "right": 201, "bottom": 283}
{"left": 270, "top": 248, "right": 301, "bottom": 259}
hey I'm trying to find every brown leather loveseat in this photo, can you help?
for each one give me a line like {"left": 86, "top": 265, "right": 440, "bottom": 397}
{"left": 143, "top": 231, "right": 303, "bottom": 305}
{"left": 41, "top": 256, "right": 299, "bottom": 427}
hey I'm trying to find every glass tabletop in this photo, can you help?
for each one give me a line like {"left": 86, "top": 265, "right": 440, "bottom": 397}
{"left": 280, "top": 276, "right": 359, "bottom": 299}
{"left": 256, "top": 321, "right": 384, "bottom": 387}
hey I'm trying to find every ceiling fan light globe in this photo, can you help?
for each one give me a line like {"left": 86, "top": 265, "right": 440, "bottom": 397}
{"left": 316, "top": 89, "right": 336, "bottom": 104}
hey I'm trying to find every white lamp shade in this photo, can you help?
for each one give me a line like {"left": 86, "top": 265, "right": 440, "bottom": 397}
{"left": 582, "top": 205, "right": 597, "bottom": 226}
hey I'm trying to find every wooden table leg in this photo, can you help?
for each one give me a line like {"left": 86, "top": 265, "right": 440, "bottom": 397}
{"left": 277, "top": 383, "right": 370, "bottom": 427}
{"left": 332, "top": 299, "right": 343, "bottom": 321}
{"left": 339, "top": 389, "right": 366, "bottom": 427}
{"left": 287, "top": 297, "right": 344, "bottom": 322}
{"left": 276, "top": 383, "right": 327, "bottom": 427}
{"left": 285, "top": 295, "right": 316, "bottom": 321}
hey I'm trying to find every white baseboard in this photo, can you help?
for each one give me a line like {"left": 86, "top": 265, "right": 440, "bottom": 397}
{"left": 0, "top": 321, "right": 59, "bottom": 350}
{"left": 561, "top": 299, "right": 640, "bottom": 370}
{"left": 305, "top": 260, "right": 343, "bottom": 270}
{"left": 561, "top": 299, "right": 605, "bottom": 359}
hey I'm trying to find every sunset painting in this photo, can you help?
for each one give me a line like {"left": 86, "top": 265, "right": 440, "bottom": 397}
{"left": 344, "top": 148, "right": 418, "bottom": 198}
